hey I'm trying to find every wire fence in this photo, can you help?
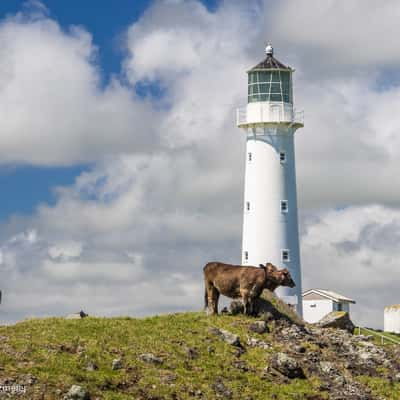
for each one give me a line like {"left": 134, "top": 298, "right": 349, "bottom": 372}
{"left": 356, "top": 326, "right": 400, "bottom": 345}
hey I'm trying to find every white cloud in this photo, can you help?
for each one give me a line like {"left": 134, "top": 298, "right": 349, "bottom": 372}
{"left": 302, "top": 205, "right": 400, "bottom": 328}
{"left": 265, "top": 0, "right": 400, "bottom": 70}
{"left": 0, "top": 5, "right": 159, "bottom": 166}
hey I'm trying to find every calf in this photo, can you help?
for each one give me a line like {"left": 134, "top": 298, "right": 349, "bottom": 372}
{"left": 203, "top": 261, "right": 295, "bottom": 315}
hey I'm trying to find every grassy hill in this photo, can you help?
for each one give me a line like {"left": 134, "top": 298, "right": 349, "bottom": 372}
{"left": 0, "top": 310, "right": 399, "bottom": 399}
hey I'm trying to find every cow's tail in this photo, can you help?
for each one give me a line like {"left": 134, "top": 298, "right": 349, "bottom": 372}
{"left": 204, "top": 282, "right": 208, "bottom": 310}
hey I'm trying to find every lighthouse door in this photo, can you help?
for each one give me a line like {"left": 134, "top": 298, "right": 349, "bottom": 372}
{"left": 271, "top": 105, "right": 281, "bottom": 122}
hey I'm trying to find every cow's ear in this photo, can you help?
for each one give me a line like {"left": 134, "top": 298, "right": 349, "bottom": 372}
{"left": 259, "top": 264, "right": 265, "bottom": 268}
{"left": 266, "top": 262, "right": 275, "bottom": 271}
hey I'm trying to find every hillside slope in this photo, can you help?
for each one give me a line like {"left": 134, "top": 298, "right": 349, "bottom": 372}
{"left": 0, "top": 308, "right": 399, "bottom": 400}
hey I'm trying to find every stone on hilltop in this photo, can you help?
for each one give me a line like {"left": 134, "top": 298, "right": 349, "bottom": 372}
{"left": 139, "top": 353, "right": 163, "bottom": 365}
{"left": 269, "top": 352, "right": 305, "bottom": 379}
{"left": 64, "top": 385, "right": 90, "bottom": 400}
{"left": 248, "top": 320, "right": 269, "bottom": 334}
{"left": 111, "top": 358, "right": 122, "bottom": 370}
{"left": 317, "top": 311, "right": 355, "bottom": 333}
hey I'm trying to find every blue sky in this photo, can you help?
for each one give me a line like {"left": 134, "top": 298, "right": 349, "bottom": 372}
{"left": 0, "top": 0, "right": 217, "bottom": 221}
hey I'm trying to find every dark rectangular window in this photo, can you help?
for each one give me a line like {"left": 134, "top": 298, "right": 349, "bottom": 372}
{"left": 246, "top": 201, "right": 250, "bottom": 211}
{"left": 280, "top": 152, "right": 286, "bottom": 163}
{"left": 281, "top": 249, "right": 290, "bottom": 262}
{"left": 244, "top": 251, "right": 248, "bottom": 261}
{"left": 281, "top": 200, "right": 288, "bottom": 213}
{"left": 248, "top": 152, "right": 252, "bottom": 162}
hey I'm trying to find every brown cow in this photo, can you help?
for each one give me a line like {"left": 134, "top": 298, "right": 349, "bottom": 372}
{"left": 203, "top": 261, "right": 295, "bottom": 315}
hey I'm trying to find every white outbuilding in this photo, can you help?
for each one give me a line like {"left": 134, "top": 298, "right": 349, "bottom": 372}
{"left": 384, "top": 305, "right": 400, "bottom": 334}
{"left": 302, "top": 289, "right": 356, "bottom": 324}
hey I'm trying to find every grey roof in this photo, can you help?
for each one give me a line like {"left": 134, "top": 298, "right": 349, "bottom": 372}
{"left": 302, "top": 289, "right": 356, "bottom": 304}
{"left": 250, "top": 54, "right": 292, "bottom": 71}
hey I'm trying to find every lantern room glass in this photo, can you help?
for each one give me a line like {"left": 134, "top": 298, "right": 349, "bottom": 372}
{"left": 247, "top": 70, "right": 292, "bottom": 104}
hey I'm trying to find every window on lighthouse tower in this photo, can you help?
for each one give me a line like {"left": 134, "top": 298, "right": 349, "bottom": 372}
{"left": 281, "top": 249, "right": 290, "bottom": 262}
{"left": 280, "top": 152, "right": 286, "bottom": 163}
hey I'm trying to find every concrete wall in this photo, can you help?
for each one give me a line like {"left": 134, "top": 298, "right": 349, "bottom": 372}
{"left": 384, "top": 307, "right": 400, "bottom": 334}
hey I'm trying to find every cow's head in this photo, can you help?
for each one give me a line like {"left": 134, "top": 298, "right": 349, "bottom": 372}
{"left": 277, "top": 268, "right": 296, "bottom": 288}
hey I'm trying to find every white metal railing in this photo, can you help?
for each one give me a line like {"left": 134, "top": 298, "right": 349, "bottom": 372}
{"left": 237, "top": 108, "right": 247, "bottom": 126}
{"left": 356, "top": 326, "right": 400, "bottom": 345}
{"left": 236, "top": 105, "right": 304, "bottom": 127}
{"left": 293, "top": 110, "right": 304, "bottom": 125}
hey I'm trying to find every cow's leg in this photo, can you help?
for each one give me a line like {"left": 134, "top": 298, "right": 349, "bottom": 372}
{"left": 205, "top": 281, "right": 215, "bottom": 315}
{"left": 211, "top": 287, "right": 220, "bottom": 315}
{"left": 241, "top": 290, "right": 251, "bottom": 316}
{"left": 206, "top": 283, "right": 219, "bottom": 315}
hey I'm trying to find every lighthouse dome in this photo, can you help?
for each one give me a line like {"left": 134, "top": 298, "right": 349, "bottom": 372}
{"left": 247, "top": 44, "right": 293, "bottom": 104}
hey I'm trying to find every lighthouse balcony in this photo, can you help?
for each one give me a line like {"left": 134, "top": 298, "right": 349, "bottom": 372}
{"left": 237, "top": 102, "right": 304, "bottom": 128}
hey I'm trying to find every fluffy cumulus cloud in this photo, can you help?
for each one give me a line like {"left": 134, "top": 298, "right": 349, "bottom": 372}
{"left": 0, "top": 0, "right": 400, "bottom": 327}
{"left": 301, "top": 206, "right": 400, "bottom": 328}
{"left": 0, "top": 2, "right": 159, "bottom": 165}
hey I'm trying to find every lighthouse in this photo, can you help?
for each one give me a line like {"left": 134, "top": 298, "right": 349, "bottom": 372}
{"left": 237, "top": 44, "right": 304, "bottom": 315}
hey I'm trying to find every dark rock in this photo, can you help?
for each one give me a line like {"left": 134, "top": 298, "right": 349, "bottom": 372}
{"left": 111, "top": 358, "right": 122, "bottom": 370}
{"left": 248, "top": 320, "right": 269, "bottom": 334}
{"left": 232, "top": 360, "right": 249, "bottom": 372}
{"left": 139, "top": 353, "right": 163, "bottom": 365}
{"left": 185, "top": 347, "right": 199, "bottom": 360}
{"left": 259, "top": 311, "right": 274, "bottom": 322}
{"left": 317, "top": 311, "right": 355, "bottom": 333}
{"left": 293, "top": 345, "right": 306, "bottom": 354}
{"left": 220, "top": 307, "right": 229, "bottom": 314}
{"left": 229, "top": 300, "right": 244, "bottom": 315}
{"left": 207, "top": 346, "right": 215, "bottom": 354}
{"left": 234, "top": 347, "right": 246, "bottom": 357}
{"left": 211, "top": 380, "right": 233, "bottom": 399}
{"left": 270, "top": 352, "right": 306, "bottom": 379}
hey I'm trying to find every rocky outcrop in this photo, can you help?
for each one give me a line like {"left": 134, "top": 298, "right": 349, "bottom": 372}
{"left": 208, "top": 327, "right": 242, "bottom": 347}
{"left": 268, "top": 352, "right": 306, "bottom": 379}
{"left": 229, "top": 289, "right": 304, "bottom": 326}
{"left": 318, "top": 311, "right": 355, "bottom": 333}
{"left": 248, "top": 320, "right": 269, "bottom": 334}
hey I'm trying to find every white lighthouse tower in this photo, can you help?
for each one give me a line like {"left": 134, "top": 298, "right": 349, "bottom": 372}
{"left": 237, "top": 44, "right": 304, "bottom": 314}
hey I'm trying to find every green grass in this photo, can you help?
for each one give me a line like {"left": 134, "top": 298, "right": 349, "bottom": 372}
{"left": 356, "top": 327, "right": 400, "bottom": 346}
{"left": 0, "top": 312, "right": 323, "bottom": 400}
{"left": 357, "top": 376, "right": 400, "bottom": 399}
